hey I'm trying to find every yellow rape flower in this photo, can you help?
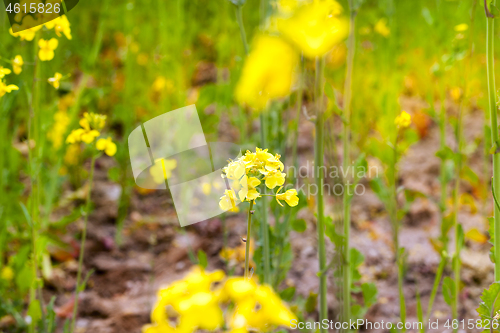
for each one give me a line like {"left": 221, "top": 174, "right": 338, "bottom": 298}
{"left": 454, "top": 23, "right": 468, "bottom": 32}
{"left": 0, "top": 67, "right": 11, "bottom": 78}
{"left": 82, "top": 112, "right": 107, "bottom": 131}
{"left": 0, "top": 81, "right": 19, "bottom": 97}
{"left": 12, "top": 56, "right": 23, "bottom": 75}
{"left": 9, "top": 25, "right": 41, "bottom": 41}
{"left": 0, "top": 266, "right": 14, "bottom": 281}
{"left": 235, "top": 35, "right": 298, "bottom": 111}
{"left": 45, "top": 15, "right": 72, "bottom": 39}
{"left": 220, "top": 189, "right": 240, "bottom": 212}
{"left": 48, "top": 72, "right": 63, "bottom": 89}
{"left": 375, "top": 18, "right": 390, "bottom": 37}
{"left": 48, "top": 110, "right": 69, "bottom": 149}
{"left": 395, "top": 111, "right": 411, "bottom": 129}
{"left": 149, "top": 158, "right": 177, "bottom": 184}
{"left": 264, "top": 169, "right": 286, "bottom": 189}
{"left": 276, "top": 187, "right": 299, "bottom": 207}
{"left": 96, "top": 137, "right": 117, "bottom": 156}
{"left": 38, "top": 38, "right": 58, "bottom": 61}
{"left": 278, "top": 0, "right": 348, "bottom": 58}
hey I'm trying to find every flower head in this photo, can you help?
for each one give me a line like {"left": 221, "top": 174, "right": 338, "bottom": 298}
{"left": 96, "top": 137, "right": 117, "bottom": 156}
{"left": 9, "top": 23, "right": 42, "bottom": 41}
{"left": 48, "top": 72, "right": 63, "bottom": 89}
{"left": 276, "top": 187, "right": 299, "bottom": 207}
{"left": 66, "top": 112, "right": 107, "bottom": 144}
{"left": 395, "top": 111, "right": 411, "bottom": 129}
{"left": 235, "top": 35, "right": 298, "bottom": 110}
{"left": 454, "top": 23, "right": 468, "bottom": 32}
{"left": 38, "top": 38, "right": 59, "bottom": 61}
{"left": 278, "top": 0, "right": 348, "bottom": 58}
{"left": 0, "top": 67, "right": 11, "bottom": 79}
{"left": 12, "top": 56, "right": 23, "bottom": 75}
{"left": 0, "top": 80, "right": 19, "bottom": 97}
{"left": 375, "top": 18, "right": 390, "bottom": 37}
{"left": 45, "top": 15, "right": 72, "bottom": 39}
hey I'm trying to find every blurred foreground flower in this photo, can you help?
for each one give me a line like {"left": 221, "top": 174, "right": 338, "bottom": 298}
{"left": 38, "top": 38, "right": 59, "bottom": 61}
{"left": 395, "top": 111, "right": 411, "bottom": 129}
{"left": 12, "top": 55, "right": 23, "bottom": 75}
{"left": 235, "top": 35, "right": 298, "bottom": 111}
{"left": 48, "top": 72, "right": 63, "bottom": 89}
{"left": 278, "top": 0, "right": 348, "bottom": 58}
{"left": 375, "top": 18, "right": 390, "bottom": 37}
{"left": 0, "top": 67, "right": 11, "bottom": 78}
{"left": 142, "top": 266, "right": 296, "bottom": 333}
{"left": 96, "top": 137, "right": 117, "bottom": 157}
{"left": 0, "top": 80, "right": 19, "bottom": 97}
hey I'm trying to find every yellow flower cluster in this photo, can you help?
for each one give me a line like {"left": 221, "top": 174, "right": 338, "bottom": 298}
{"left": 66, "top": 112, "right": 117, "bottom": 156}
{"left": 395, "top": 111, "right": 411, "bottom": 129}
{"left": 143, "top": 267, "right": 296, "bottom": 333}
{"left": 47, "top": 110, "right": 69, "bottom": 149}
{"left": 219, "top": 148, "right": 299, "bottom": 211}
{"left": 236, "top": 0, "right": 348, "bottom": 111}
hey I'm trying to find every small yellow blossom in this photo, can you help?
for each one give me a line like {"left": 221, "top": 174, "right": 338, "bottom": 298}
{"left": 375, "top": 18, "right": 390, "bottom": 37}
{"left": 220, "top": 189, "right": 240, "bottom": 212}
{"left": 395, "top": 111, "right": 411, "bottom": 129}
{"left": 454, "top": 23, "right": 468, "bottom": 32}
{"left": 82, "top": 112, "right": 107, "bottom": 131}
{"left": 96, "top": 137, "right": 117, "bottom": 156}
{"left": 276, "top": 187, "right": 299, "bottom": 207}
{"left": 12, "top": 56, "right": 23, "bottom": 75}
{"left": 0, "top": 81, "right": 19, "bottom": 97}
{"left": 38, "top": 38, "right": 59, "bottom": 61}
{"left": 264, "top": 169, "right": 286, "bottom": 189}
{"left": 66, "top": 113, "right": 106, "bottom": 144}
{"left": 0, "top": 266, "right": 14, "bottom": 281}
{"left": 48, "top": 72, "right": 63, "bottom": 89}
{"left": 202, "top": 182, "right": 211, "bottom": 195}
{"left": 48, "top": 110, "right": 69, "bottom": 149}
{"left": 0, "top": 67, "right": 11, "bottom": 78}
{"left": 9, "top": 24, "right": 42, "bottom": 41}
{"left": 45, "top": 15, "right": 72, "bottom": 39}
{"left": 150, "top": 158, "right": 177, "bottom": 184}
{"left": 235, "top": 35, "right": 298, "bottom": 110}
{"left": 278, "top": 0, "right": 348, "bottom": 58}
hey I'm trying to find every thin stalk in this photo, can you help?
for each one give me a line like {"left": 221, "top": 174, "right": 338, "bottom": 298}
{"left": 259, "top": 112, "right": 271, "bottom": 285}
{"left": 393, "top": 132, "right": 406, "bottom": 328}
{"left": 71, "top": 155, "right": 96, "bottom": 332}
{"left": 425, "top": 257, "right": 446, "bottom": 321}
{"left": 342, "top": 4, "right": 356, "bottom": 327}
{"left": 486, "top": 0, "right": 500, "bottom": 282}
{"left": 315, "top": 57, "right": 327, "bottom": 333}
{"left": 235, "top": 5, "right": 249, "bottom": 55}
{"left": 244, "top": 201, "right": 255, "bottom": 279}
{"left": 291, "top": 56, "right": 304, "bottom": 174}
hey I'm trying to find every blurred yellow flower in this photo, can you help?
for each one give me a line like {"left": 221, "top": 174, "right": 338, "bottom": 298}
{"left": 45, "top": 15, "right": 72, "bottom": 39}
{"left": 150, "top": 158, "right": 177, "bottom": 184}
{"left": 0, "top": 67, "right": 11, "bottom": 79}
{"left": 202, "top": 182, "right": 211, "bottom": 195}
{"left": 235, "top": 35, "right": 298, "bottom": 110}
{"left": 395, "top": 111, "right": 411, "bottom": 129}
{"left": 64, "top": 144, "right": 80, "bottom": 165}
{"left": 9, "top": 25, "right": 41, "bottom": 41}
{"left": 48, "top": 110, "right": 69, "bottom": 149}
{"left": 276, "top": 187, "right": 299, "bottom": 207}
{"left": 278, "top": 0, "right": 348, "bottom": 58}
{"left": 375, "top": 18, "right": 390, "bottom": 37}
{"left": 82, "top": 112, "right": 107, "bottom": 131}
{"left": 220, "top": 189, "right": 239, "bottom": 212}
{"left": 38, "top": 38, "right": 59, "bottom": 61}
{"left": 454, "top": 23, "right": 468, "bottom": 32}
{"left": 0, "top": 81, "right": 19, "bottom": 97}
{"left": 12, "top": 55, "right": 23, "bottom": 75}
{"left": 96, "top": 137, "right": 117, "bottom": 156}
{"left": 0, "top": 266, "right": 14, "bottom": 281}
{"left": 48, "top": 72, "right": 63, "bottom": 89}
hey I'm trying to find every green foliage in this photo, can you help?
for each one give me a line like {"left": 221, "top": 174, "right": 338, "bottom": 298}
{"left": 477, "top": 282, "right": 500, "bottom": 331}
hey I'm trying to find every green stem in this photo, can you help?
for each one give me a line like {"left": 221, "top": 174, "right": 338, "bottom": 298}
{"left": 342, "top": 5, "right": 356, "bottom": 327}
{"left": 244, "top": 201, "right": 254, "bottom": 279}
{"left": 235, "top": 5, "right": 249, "bottom": 55}
{"left": 259, "top": 112, "right": 271, "bottom": 285}
{"left": 315, "top": 57, "right": 327, "bottom": 333}
{"left": 71, "top": 155, "right": 96, "bottom": 332}
{"left": 291, "top": 56, "right": 304, "bottom": 175}
{"left": 393, "top": 132, "right": 406, "bottom": 329}
{"left": 425, "top": 256, "right": 446, "bottom": 322}
{"left": 486, "top": 0, "right": 500, "bottom": 282}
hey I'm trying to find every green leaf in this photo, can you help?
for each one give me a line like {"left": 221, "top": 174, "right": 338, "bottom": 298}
{"left": 107, "top": 167, "right": 120, "bottom": 182}
{"left": 477, "top": 282, "right": 500, "bottom": 330}
{"left": 442, "top": 277, "right": 455, "bottom": 306}
{"left": 305, "top": 292, "right": 318, "bottom": 313}
{"left": 416, "top": 288, "right": 424, "bottom": 333}
{"left": 27, "top": 300, "right": 42, "bottom": 326}
{"left": 370, "top": 177, "right": 391, "bottom": 206}
{"left": 291, "top": 218, "right": 307, "bottom": 233}
{"left": 325, "top": 216, "right": 344, "bottom": 249}
{"left": 279, "top": 287, "right": 296, "bottom": 302}
{"left": 361, "top": 282, "right": 378, "bottom": 307}
{"left": 197, "top": 250, "right": 208, "bottom": 269}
